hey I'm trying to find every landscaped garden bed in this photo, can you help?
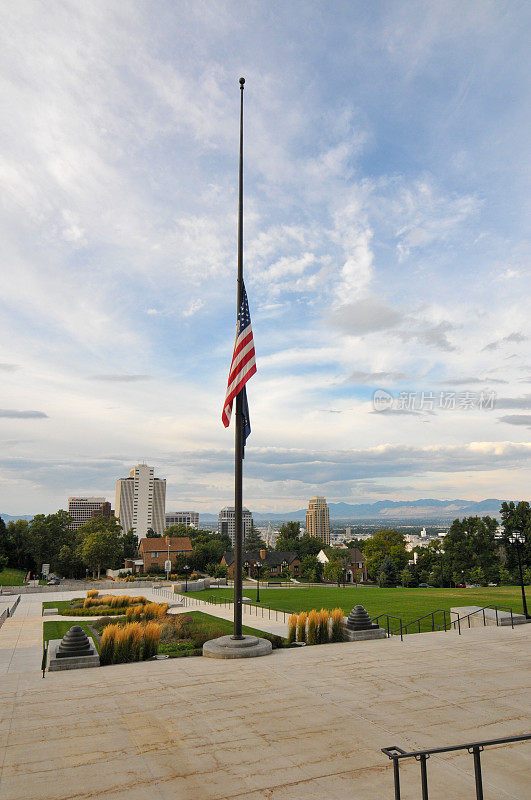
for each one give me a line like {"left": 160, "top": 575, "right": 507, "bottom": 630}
{"left": 91, "top": 610, "right": 284, "bottom": 661}
{"left": 42, "top": 592, "right": 168, "bottom": 617}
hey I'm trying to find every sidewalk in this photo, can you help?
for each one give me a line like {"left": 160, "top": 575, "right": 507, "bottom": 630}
{"left": 0, "top": 587, "right": 289, "bottom": 675}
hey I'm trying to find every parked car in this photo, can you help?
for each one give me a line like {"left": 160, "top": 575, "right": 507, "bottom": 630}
{"left": 418, "top": 583, "right": 432, "bottom": 588}
{"left": 46, "top": 578, "right": 60, "bottom": 585}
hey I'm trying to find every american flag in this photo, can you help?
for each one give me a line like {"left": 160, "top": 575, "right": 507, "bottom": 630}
{"left": 222, "top": 281, "right": 256, "bottom": 447}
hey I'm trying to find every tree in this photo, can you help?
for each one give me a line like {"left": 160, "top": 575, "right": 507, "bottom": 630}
{"left": 56, "top": 544, "right": 84, "bottom": 578}
{"left": 122, "top": 529, "right": 139, "bottom": 559}
{"left": 324, "top": 560, "right": 344, "bottom": 586}
{"left": 297, "top": 534, "right": 322, "bottom": 559}
{"left": 80, "top": 517, "right": 123, "bottom": 579}
{"left": 27, "top": 511, "right": 73, "bottom": 574}
{"left": 300, "top": 554, "right": 319, "bottom": 579}
{"left": 244, "top": 525, "right": 267, "bottom": 552}
{"left": 146, "top": 528, "right": 161, "bottom": 538}
{"left": 279, "top": 521, "right": 301, "bottom": 539}
{"left": 5, "top": 519, "right": 33, "bottom": 571}
{"left": 500, "top": 501, "right": 531, "bottom": 574}
{"left": 401, "top": 565, "right": 418, "bottom": 587}
{"left": 364, "top": 529, "right": 408, "bottom": 581}
{"left": 275, "top": 535, "right": 298, "bottom": 553}
{"left": 379, "top": 556, "right": 399, "bottom": 587}
{"left": 444, "top": 516, "right": 499, "bottom": 584}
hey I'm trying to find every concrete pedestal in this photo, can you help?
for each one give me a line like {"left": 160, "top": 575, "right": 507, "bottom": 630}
{"left": 343, "top": 627, "right": 387, "bottom": 642}
{"left": 48, "top": 638, "right": 100, "bottom": 671}
{"left": 203, "top": 634, "right": 272, "bottom": 659}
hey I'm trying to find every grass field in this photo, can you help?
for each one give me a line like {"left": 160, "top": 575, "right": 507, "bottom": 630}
{"left": 158, "top": 611, "right": 284, "bottom": 657}
{"left": 186, "top": 585, "right": 527, "bottom": 633}
{"left": 0, "top": 568, "right": 26, "bottom": 585}
{"left": 43, "top": 620, "right": 100, "bottom": 652}
{"left": 42, "top": 600, "right": 72, "bottom": 614}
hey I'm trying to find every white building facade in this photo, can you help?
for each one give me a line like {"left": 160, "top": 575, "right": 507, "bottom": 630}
{"left": 67, "top": 497, "right": 106, "bottom": 530}
{"left": 218, "top": 506, "right": 253, "bottom": 546}
{"left": 116, "top": 464, "right": 166, "bottom": 538}
{"left": 165, "top": 511, "right": 199, "bottom": 529}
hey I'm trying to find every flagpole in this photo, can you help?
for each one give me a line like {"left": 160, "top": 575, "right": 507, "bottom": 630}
{"left": 233, "top": 76, "right": 245, "bottom": 640}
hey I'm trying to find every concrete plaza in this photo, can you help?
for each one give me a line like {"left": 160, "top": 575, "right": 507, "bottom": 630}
{"left": 0, "top": 590, "right": 529, "bottom": 798}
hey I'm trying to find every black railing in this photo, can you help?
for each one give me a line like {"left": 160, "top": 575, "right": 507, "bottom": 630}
{"left": 371, "top": 613, "right": 404, "bottom": 641}
{"left": 41, "top": 642, "right": 48, "bottom": 678}
{"left": 382, "top": 733, "right": 530, "bottom": 799}
{"left": 442, "top": 604, "right": 514, "bottom": 633}
{"left": 392, "top": 604, "right": 515, "bottom": 638}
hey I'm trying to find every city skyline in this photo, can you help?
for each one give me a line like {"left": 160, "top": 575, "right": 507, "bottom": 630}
{"left": 0, "top": 2, "right": 529, "bottom": 514}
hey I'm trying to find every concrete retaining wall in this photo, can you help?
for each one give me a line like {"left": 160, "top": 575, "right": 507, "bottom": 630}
{"left": 0, "top": 580, "right": 158, "bottom": 594}
{"left": 0, "top": 595, "right": 20, "bottom": 628}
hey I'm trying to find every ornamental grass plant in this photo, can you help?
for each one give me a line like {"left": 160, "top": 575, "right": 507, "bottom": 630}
{"left": 142, "top": 622, "right": 161, "bottom": 659}
{"left": 296, "top": 611, "right": 307, "bottom": 642}
{"left": 330, "top": 608, "right": 345, "bottom": 642}
{"left": 319, "top": 609, "right": 330, "bottom": 643}
{"left": 307, "top": 609, "right": 318, "bottom": 645}
{"left": 287, "top": 613, "right": 297, "bottom": 644}
{"left": 99, "top": 624, "right": 117, "bottom": 665}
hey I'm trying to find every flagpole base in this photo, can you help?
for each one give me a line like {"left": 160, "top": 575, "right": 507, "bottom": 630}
{"left": 203, "top": 634, "right": 272, "bottom": 659}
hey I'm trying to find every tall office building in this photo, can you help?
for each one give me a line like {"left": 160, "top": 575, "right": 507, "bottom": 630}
{"left": 165, "top": 511, "right": 199, "bottom": 529}
{"left": 218, "top": 506, "right": 253, "bottom": 546}
{"left": 68, "top": 497, "right": 106, "bottom": 530}
{"left": 306, "top": 496, "right": 330, "bottom": 546}
{"left": 115, "top": 464, "right": 166, "bottom": 537}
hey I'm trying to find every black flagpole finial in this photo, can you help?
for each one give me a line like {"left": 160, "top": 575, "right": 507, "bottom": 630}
{"left": 239, "top": 77, "right": 245, "bottom": 86}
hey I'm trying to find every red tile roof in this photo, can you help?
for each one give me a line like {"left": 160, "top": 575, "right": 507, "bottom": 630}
{"left": 139, "top": 537, "right": 193, "bottom": 552}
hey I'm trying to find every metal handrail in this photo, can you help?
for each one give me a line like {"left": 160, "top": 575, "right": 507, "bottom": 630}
{"left": 382, "top": 733, "right": 531, "bottom": 800}
{"left": 447, "top": 604, "right": 514, "bottom": 632}
{"left": 371, "top": 613, "right": 404, "bottom": 641}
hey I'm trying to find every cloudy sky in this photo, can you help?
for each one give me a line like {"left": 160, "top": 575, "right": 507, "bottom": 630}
{"left": 0, "top": 1, "right": 529, "bottom": 515}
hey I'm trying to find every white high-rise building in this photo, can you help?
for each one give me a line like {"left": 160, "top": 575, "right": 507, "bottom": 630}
{"left": 218, "top": 506, "right": 253, "bottom": 546}
{"left": 68, "top": 497, "right": 106, "bottom": 530}
{"left": 115, "top": 464, "right": 166, "bottom": 538}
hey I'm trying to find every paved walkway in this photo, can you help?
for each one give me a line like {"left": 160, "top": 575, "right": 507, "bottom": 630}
{"left": 0, "top": 588, "right": 289, "bottom": 675}
{"left": 0, "top": 619, "right": 529, "bottom": 799}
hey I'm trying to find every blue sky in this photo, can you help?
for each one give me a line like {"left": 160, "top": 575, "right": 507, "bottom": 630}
{"left": 0, "top": 1, "right": 529, "bottom": 514}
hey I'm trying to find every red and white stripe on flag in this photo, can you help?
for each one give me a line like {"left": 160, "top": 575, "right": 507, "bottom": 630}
{"left": 222, "top": 326, "right": 256, "bottom": 427}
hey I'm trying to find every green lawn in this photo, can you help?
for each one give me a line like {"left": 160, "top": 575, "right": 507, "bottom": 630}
{"left": 43, "top": 621, "right": 100, "bottom": 652}
{"left": 42, "top": 600, "right": 72, "bottom": 614}
{"left": 186, "top": 585, "right": 526, "bottom": 633}
{"left": 158, "top": 611, "right": 284, "bottom": 657}
{"left": 0, "top": 568, "right": 26, "bottom": 586}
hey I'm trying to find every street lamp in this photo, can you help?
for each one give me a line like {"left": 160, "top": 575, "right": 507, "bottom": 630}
{"left": 255, "top": 560, "right": 262, "bottom": 603}
{"left": 244, "top": 559, "right": 250, "bottom": 579}
{"left": 439, "top": 548, "right": 445, "bottom": 589}
{"left": 183, "top": 564, "right": 190, "bottom": 592}
{"left": 509, "top": 532, "right": 530, "bottom": 618}
{"left": 281, "top": 560, "right": 288, "bottom": 584}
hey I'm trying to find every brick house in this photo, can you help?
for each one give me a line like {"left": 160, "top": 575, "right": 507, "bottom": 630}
{"left": 317, "top": 547, "right": 368, "bottom": 583}
{"left": 221, "top": 550, "right": 301, "bottom": 579}
{"left": 134, "top": 537, "right": 193, "bottom": 573}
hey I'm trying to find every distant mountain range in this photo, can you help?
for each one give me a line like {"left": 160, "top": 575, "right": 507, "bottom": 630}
{"left": 2, "top": 498, "right": 505, "bottom": 526}
{"left": 198, "top": 498, "right": 504, "bottom": 523}
{"left": 0, "top": 513, "right": 33, "bottom": 523}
